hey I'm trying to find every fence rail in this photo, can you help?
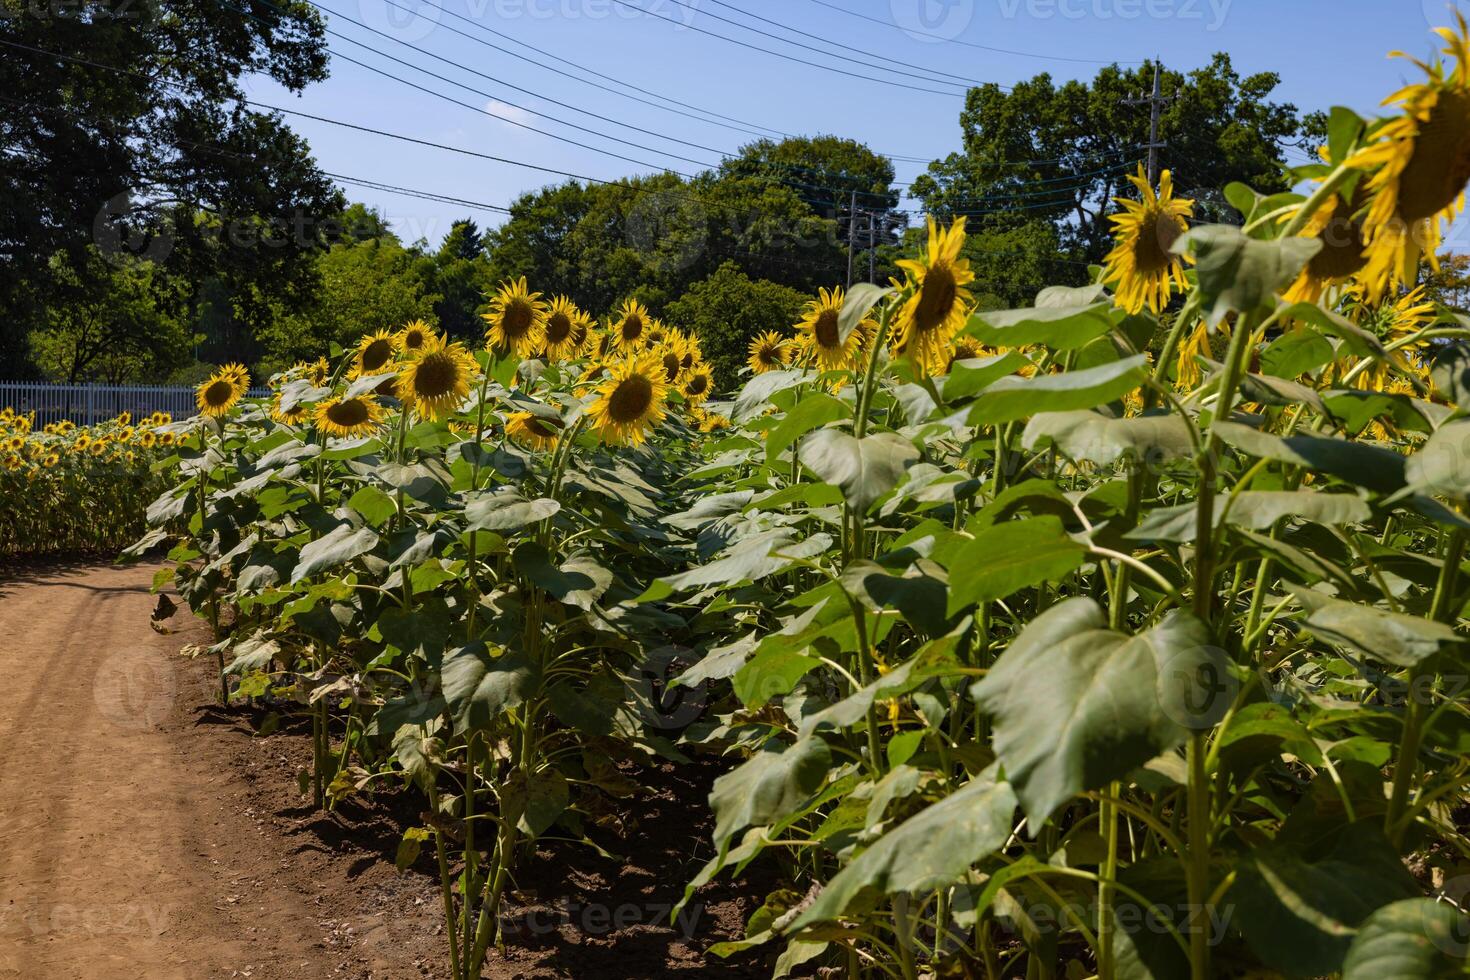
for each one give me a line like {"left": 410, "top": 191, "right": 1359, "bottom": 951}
{"left": 0, "top": 382, "right": 268, "bottom": 427}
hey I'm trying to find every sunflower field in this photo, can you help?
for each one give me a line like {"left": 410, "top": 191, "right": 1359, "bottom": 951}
{"left": 0, "top": 406, "right": 177, "bottom": 556}
{"left": 127, "top": 18, "right": 1470, "bottom": 980}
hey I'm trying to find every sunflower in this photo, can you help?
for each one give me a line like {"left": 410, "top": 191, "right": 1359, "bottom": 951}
{"left": 747, "top": 331, "right": 790, "bottom": 375}
{"left": 41, "top": 452, "right": 59, "bottom": 468}
{"left": 1175, "top": 319, "right": 1233, "bottom": 392}
{"left": 305, "top": 358, "right": 330, "bottom": 388}
{"left": 1281, "top": 188, "right": 1371, "bottom": 303}
{"left": 139, "top": 430, "right": 158, "bottom": 448}
{"left": 588, "top": 326, "right": 616, "bottom": 362}
{"left": 646, "top": 319, "right": 670, "bottom": 348}
{"left": 681, "top": 364, "right": 714, "bottom": 405}
{"left": 115, "top": 411, "right": 132, "bottom": 425}
{"left": 1101, "top": 166, "right": 1193, "bottom": 315}
{"left": 544, "top": 297, "right": 592, "bottom": 361}
{"left": 796, "top": 286, "right": 866, "bottom": 374}
{"left": 1333, "top": 285, "right": 1437, "bottom": 392}
{"left": 656, "top": 336, "right": 689, "bottom": 385}
{"left": 893, "top": 217, "right": 977, "bottom": 376}
{"left": 1348, "top": 15, "right": 1470, "bottom": 300}
{"left": 396, "top": 319, "right": 438, "bottom": 355}
{"left": 680, "top": 331, "right": 703, "bottom": 373}
{"left": 483, "top": 277, "right": 549, "bottom": 359}
{"left": 587, "top": 351, "right": 669, "bottom": 446}
{"left": 506, "top": 411, "right": 562, "bottom": 451}
{"left": 398, "top": 338, "right": 479, "bottom": 421}
{"left": 4, "top": 435, "right": 21, "bottom": 451}
{"left": 270, "top": 394, "right": 310, "bottom": 426}
{"left": 315, "top": 395, "right": 387, "bottom": 439}
{"left": 611, "top": 299, "right": 651, "bottom": 351}
{"left": 196, "top": 365, "right": 250, "bottom": 417}
{"left": 351, "top": 330, "right": 397, "bottom": 379}
{"left": 691, "top": 407, "right": 730, "bottom": 433}
{"left": 159, "top": 432, "right": 176, "bottom": 447}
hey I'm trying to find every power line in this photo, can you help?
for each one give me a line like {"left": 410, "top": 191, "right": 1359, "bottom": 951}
{"left": 604, "top": 0, "right": 971, "bottom": 97}
{"left": 802, "top": 0, "right": 1142, "bottom": 65}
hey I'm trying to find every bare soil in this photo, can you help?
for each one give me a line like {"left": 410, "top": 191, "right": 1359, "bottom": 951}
{"left": 0, "top": 560, "right": 777, "bottom": 979}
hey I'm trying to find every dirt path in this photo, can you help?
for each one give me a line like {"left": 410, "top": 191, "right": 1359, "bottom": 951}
{"left": 0, "top": 561, "right": 439, "bottom": 980}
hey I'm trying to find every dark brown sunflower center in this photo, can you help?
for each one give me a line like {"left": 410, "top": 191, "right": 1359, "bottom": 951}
{"left": 758, "top": 344, "right": 781, "bottom": 366}
{"left": 914, "top": 262, "right": 959, "bottom": 334}
{"left": 203, "top": 379, "right": 235, "bottom": 407}
{"left": 686, "top": 374, "right": 709, "bottom": 395}
{"left": 1310, "top": 203, "right": 1369, "bottom": 280}
{"left": 501, "top": 300, "right": 534, "bottom": 340}
{"left": 662, "top": 352, "right": 682, "bottom": 382}
{"left": 546, "top": 312, "right": 572, "bottom": 345}
{"left": 1399, "top": 90, "right": 1470, "bottom": 223}
{"left": 814, "top": 309, "right": 840, "bottom": 348}
{"left": 413, "top": 353, "right": 458, "bottom": 398}
{"left": 608, "top": 374, "right": 654, "bottom": 423}
{"left": 620, "top": 314, "right": 644, "bottom": 343}
{"left": 523, "top": 417, "right": 557, "bottom": 438}
{"left": 327, "top": 399, "right": 370, "bottom": 427}
{"left": 1131, "top": 211, "right": 1184, "bottom": 274}
{"left": 362, "top": 338, "right": 393, "bottom": 372}
{"left": 404, "top": 330, "right": 426, "bottom": 350}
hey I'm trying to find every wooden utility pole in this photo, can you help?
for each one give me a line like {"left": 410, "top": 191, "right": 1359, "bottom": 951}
{"left": 845, "top": 189, "right": 859, "bottom": 288}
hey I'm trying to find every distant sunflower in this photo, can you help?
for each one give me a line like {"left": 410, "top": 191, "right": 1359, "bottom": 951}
{"left": 483, "top": 277, "right": 549, "bottom": 359}
{"left": 612, "top": 299, "right": 651, "bottom": 350}
{"left": 270, "top": 394, "right": 309, "bottom": 426}
{"left": 747, "top": 330, "right": 790, "bottom": 375}
{"left": 645, "top": 319, "right": 670, "bottom": 348}
{"left": 796, "top": 286, "right": 865, "bottom": 373}
{"left": 506, "top": 411, "right": 561, "bottom": 451}
{"left": 656, "top": 336, "right": 689, "bottom": 385}
{"left": 692, "top": 407, "right": 730, "bottom": 433}
{"left": 588, "top": 325, "right": 616, "bottom": 362}
{"left": 398, "top": 338, "right": 479, "bottom": 420}
{"left": 351, "top": 330, "right": 397, "bottom": 379}
{"left": 1282, "top": 190, "right": 1371, "bottom": 303}
{"left": 1348, "top": 14, "right": 1470, "bottom": 299}
{"left": 681, "top": 364, "right": 714, "bottom": 405}
{"left": 1175, "top": 320, "right": 1232, "bottom": 392}
{"left": 680, "top": 331, "right": 703, "bottom": 373}
{"left": 395, "top": 319, "right": 438, "bottom": 355}
{"left": 315, "top": 395, "right": 387, "bottom": 439}
{"left": 587, "top": 351, "right": 669, "bottom": 446}
{"left": 544, "top": 297, "right": 592, "bottom": 361}
{"left": 73, "top": 433, "right": 91, "bottom": 452}
{"left": 306, "top": 358, "right": 330, "bottom": 388}
{"left": 41, "top": 452, "right": 59, "bottom": 468}
{"left": 1335, "top": 285, "right": 1436, "bottom": 392}
{"left": 893, "top": 217, "right": 976, "bottom": 376}
{"left": 196, "top": 365, "right": 250, "bottom": 417}
{"left": 159, "top": 432, "right": 176, "bottom": 447}
{"left": 1101, "top": 165, "right": 1193, "bottom": 314}
{"left": 139, "top": 430, "right": 158, "bottom": 448}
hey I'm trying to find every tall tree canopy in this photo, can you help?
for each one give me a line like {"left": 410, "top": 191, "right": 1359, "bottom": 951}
{"left": 0, "top": 0, "right": 341, "bottom": 372}
{"left": 911, "top": 55, "right": 1308, "bottom": 270}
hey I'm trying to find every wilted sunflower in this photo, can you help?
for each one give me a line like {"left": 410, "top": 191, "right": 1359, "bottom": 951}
{"left": 1282, "top": 189, "right": 1371, "bottom": 303}
{"left": 196, "top": 365, "right": 250, "bottom": 417}
{"left": 1348, "top": 15, "right": 1470, "bottom": 299}
{"left": 483, "top": 277, "right": 549, "bottom": 359}
{"left": 681, "top": 364, "right": 714, "bottom": 405}
{"left": 398, "top": 338, "right": 479, "bottom": 420}
{"left": 893, "top": 217, "right": 977, "bottom": 376}
{"left": 1102, "top": 166, "right": 1193, "bottom": 314}
{"left": 506, "top": 411, "right": 561, "bottom": 451}
{"left": 315, "top": 395, "right": 387, "bottom": 439}
{"left": 351, "top": 330, "right": 397, "bottom": 379}
{"left": 544, "top": 297, "right": 592, "bottom": 361}
{"left": 747, "top": 331, "right": 790, "bottom": 374}
{"left": 796, "top": 286, "right": 866, "bottom": 373}
{"left": 587, "top": 351, "right": 669, "bottom": 446}
{"left": 395, "top": 319, "right": 438, "bottom": 356}
{"left": 612, "top": 299, "right": 651, "bottom": 350}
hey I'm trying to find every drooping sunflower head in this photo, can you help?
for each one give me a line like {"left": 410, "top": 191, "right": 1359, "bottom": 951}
{"left": 544, "top": 296, "right": 592, "bottom": 361}
{"left": 893, "top": 216, "right": 977, "bottom": 377}
{"left": 505, "top": 410, "right": 562, "bottom": 451}
{"left": 612, "top": 298, "right": 651, "bottom": 350}
{"left": 1348, "top": 14, "right": 1470, "bottom": 299}
{"left": 1101, "top": 165, "right": 1193, "bottom": 315}
{"left": 395, "top": 319, "right": 438, "bottom": 356}
{"left": 196, "top": 365, "right": 250, "bottom": 417}
{"left": 315, "top": 395, "right": 388, "bottom": 439}
{"left": 398, "top": 338, "right": 479, "bottom": 421}
{"left": 681, "top": 364, "right": 714, "bottom": 405}
{"left": 1282, "top": 189, "right": 1371, "bottom": 303}
{"left": 483, "top": 277, "right": 549, "bottom": 359}
{"left": 796, "top": 286, "right": 865, "bottom": 374}
{"left": 587, "top": 351, "right": 670, "bottom": 446}
{"left": 747, "top": 330, "right": 791, "bottom": 375}
{"left": 351, "top": 330, "right": 398, "bottom": 379}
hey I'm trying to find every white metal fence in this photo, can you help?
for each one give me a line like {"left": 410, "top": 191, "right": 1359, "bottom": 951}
{"left": 0, "top": 381, "right": 268, "bottom": 426}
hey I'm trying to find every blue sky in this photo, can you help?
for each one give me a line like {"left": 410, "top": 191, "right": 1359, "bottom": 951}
{"left": 244, "top": 0, "right": 1465, "bottom": 247}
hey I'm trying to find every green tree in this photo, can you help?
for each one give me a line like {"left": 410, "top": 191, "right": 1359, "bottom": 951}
{"left": 432, "top": 220, "right": 492, "bottom": 342}
{"left": 665, "top": 262, "right": 807, "bottom": 390}
{"left": 911, "top": 55, "right": 1307, "bottom": 265}
{"left": 0, "top": 0, "right": 340, "bottom": 373}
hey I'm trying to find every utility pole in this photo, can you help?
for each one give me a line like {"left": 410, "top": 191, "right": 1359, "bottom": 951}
{"left": 1124, "top": 61, "right": 1174, "bottom": 185}
{"left": 867, "top": 209, "right": 877, "bottom": 285}
{"left": 845, "top": 189, "right": 858, "bottom": 289}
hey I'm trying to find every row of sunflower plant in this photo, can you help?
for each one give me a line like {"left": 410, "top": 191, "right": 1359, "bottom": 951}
{"left": 0, "top": 406, "right": 177, "bottom": 556}
{"left": 135, "top": 18, "right": 1470, "bottom": 979}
